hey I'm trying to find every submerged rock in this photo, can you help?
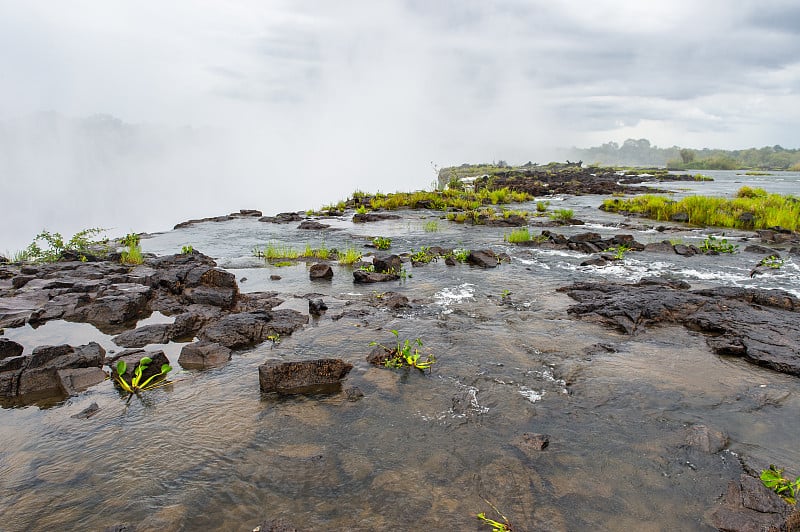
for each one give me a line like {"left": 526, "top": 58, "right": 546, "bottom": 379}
{"left": 467, "top": 249, "right": 500, "bottom": 268}
{"left": 709, "top": 474, "right": 795, "bottom": 531}
{"left": 353, "top": 270, "right": 399, "bottom": 283}
{"left": 178, "top": 341, "right": 231, "bottom": 369}
{"left": 309, "top": 263, "right": 333, "bottom": 280}
{"left": 258, "top": 358, "right": 353, "bottom": 395}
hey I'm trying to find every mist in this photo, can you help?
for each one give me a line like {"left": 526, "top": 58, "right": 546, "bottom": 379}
{"left": 1, "top": 1, "right": 798, "bottom": 252}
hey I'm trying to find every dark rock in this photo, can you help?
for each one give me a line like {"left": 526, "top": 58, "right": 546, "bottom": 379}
{"left": 444, "top": 256, "right": 456, "bottom": 266}
{"left": 671, "top": 212, "right": 689, "bottom": 223}
{"left": 12, "top": 275, "right": 35, "bottom": 289}
{"left": 560, "top": 281, "right": 800, "bottom": 376}
{"left": 234, "top": 209, "right": 262, "bottom": 217}
{"left": 309, "top": 263, "right": 333, "bottom": 280}
{"left": 112, "top": 323, "right": 173, "bottom": 348}
{"left": 352, "top": 212, "right": 401, "bottom": 223}
{"left": 174, "top": 215, "right": 233, "bottom": 229}
{"left": 710, "top": 474, "right": 793, "bottom": 532}
{"left": 353, "top": 270, "right": 399, "bottom": 283}
{"left": 373, "top": 254, "right": 402, "bottom": 274}
{"left": 297, "top": 220, "right": 330, "bottom": 230}
{"left": 2, "top": 342, "right": 106, "bottom": 398}
{"left": 580, "top": 257, "right": 607, "bottom": 267}
{"left": 512, "top": 432, "right": 550, "bottom": 457}
{"left": 270, "top": 275, "right": 282, "bottom": 281}
{"left": 737, "top": 212, "right": 756, "bottom": 228}
{"left": 57, "top": 367, "right": 107, "bottom": 395}
{"left": 308, "top": 298, "right": 328, "bottom": 316}
{"left": 65, "top": 284, "right": 152, "bottom": 328}
{"left": 467, "top": 249, "right": 500, "bottom": 268}
{"left": 178, "top": 341, "right": 231, "bottom": 369}
{"left": 366, "top": 346, "right": 391, "bottom": 366}
{"left": 0, "top": 338, "right": 23, "bottom": 359}
{"left": 673, "top": 244, "right": 696, "bottom": 256}
{"left": 345, "top": 386, "right": 364, "bottom": 401}
{"left": 258, "top": 358, "right": 353, "bottom": 395}
{"left": 200, "top": 310, "right": 307, "bottom": 349}
{"left": 259, "top": 212, "right": 303, "bottom": 224}
{"left": 684, "top": 424, "right": 728, "bottom": 453}
{"left": 71, "top": 402, "right": 101, "bottom": 419}
{"left": 744, "top": 244, "right": 777, "bottom": 255}
{"left": 0, "top": 255, "right": 8, "bottom": 264}
{"left": 252, "top": 518, "right": 298, "bottom": 532}
{"left": 380, "top": 293, "right": 410, "bottom": 309}
{"left": 570, "top": 232, "right": 601, "bottom": 243}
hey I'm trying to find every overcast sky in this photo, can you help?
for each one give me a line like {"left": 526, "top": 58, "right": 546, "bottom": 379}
{"left": 1, "top": 1, "right": 799, "bottom": 250}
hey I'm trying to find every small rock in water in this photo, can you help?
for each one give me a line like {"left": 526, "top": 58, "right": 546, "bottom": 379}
{"left": 308, "top": 298, "right": 328, "bottom": 316}
{"left": 309, "top": 263, "right": 333, "bottom": 280}
{"left": 345, "top": 386, "right": 364, "bottom": 401}
{"left": 270, "top": 275, "right": 281, "bottom": 281}
{"left": 252, "top": 518, "right": 298, "bottom": 532}
{"left": 71, "top": 402, "right": 101, "bottom": 419}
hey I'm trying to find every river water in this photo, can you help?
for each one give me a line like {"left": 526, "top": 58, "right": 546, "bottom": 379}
{"left": 1, "top": 171, "right": 798, "bottom": 530}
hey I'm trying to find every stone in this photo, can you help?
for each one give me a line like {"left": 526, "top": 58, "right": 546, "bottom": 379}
{"left": 112, "top": 323, "right": 173, "bottom": 348}
{"left": 309, "top": 263, "right": 333, "bottom": 280}
{"left": 710, "top": 474, "right": 793, "bottom": 532}
{"left": 0, "top": 338, "right": 23, "bottom": 359}
{"left": 467, "top": 249, "right": 500, "bottom": 268}
{"left": 57, "top": 367, "right": 108, "bottom": 395}
{"left": 569, "top": 232, "right": 601, "bottom": 243}
{"left": 373, "top": 254, "right": 402, "bottom": 275}
{"left": 178, "top": 341, "right": 231, "bottom": 369}
{"left": 200, "top": 310, "right": 307, "bottom": 349}
{"left": 8, "top": 342, "right": 105, "bottom": 398}
{"left": 643, "top": 241, "right": 675, "bottom": 253}
{"left": 259, "top": 358, "right": 353, "bottom": 395}
{"left": 684, "top": 424, "right": 728, "bottom": 453}
{"left": 515, "top": 432, "right": 550, "bottom": 452}
{"left": 671, "top": 212, "right": 689, "bottom": 223}
{"left": 252, "top": 518, "right": 298, "bottom": 532}
{"left": 308, "top": 298, "right": 328, "bottom": 316}
{"left": 71, "top": 402, "right": 101, "bottom": 419}
{"left": 673, "top": 244, "right": 696, "bottom": 256}
{"left": 270, "top": 275, "right": 282, "bottom": 281}
{"left": 352, "top": 212, "right": 401, "bottom": 223}
{"left": 353, "top": 270, "right": 400, "bottom": 283}
{"left": 580, "top": 257, "right": 607, "bottom": 267}
{"left": 297, "top": 220, "right": 330, "bottom": 230}
{"left": 345, "top": 386, "right": 365, "bottom": 401}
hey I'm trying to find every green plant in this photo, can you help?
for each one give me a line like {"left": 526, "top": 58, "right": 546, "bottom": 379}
{"left": 759, "top": 255, "right": 785, "bottom": 269}
{"left": 356, "top": 205, "right": 368, "bottom": 215}
{"left": 477, "top": 499, "right": 512, "bottom": 531}
{"left": 536, "top": 200, "right": 550, "bottom": 212}
{"left": 22, "top": 228, "right": 108, "bottom": 263}
{"left": 120, "top": 233, "right": 143, "bottom": 265}
{"left": 267, "top": 334, "right": 281, "bottom": 347}
{"left": 505, "top": 228, "right": 531, "bottom": 244}
{"left": 181, "top": 245, "right": 194, "bottom": 254}
{"left": 410, "top": 246, "right": 438, "bottom": 264}
{"left": 273, "top": 261, "right": 293, "bottom": 267}
{"left": 112, "top": 357, "right": 172, "bottom": 403}
{"left": 550, "top": 209, "right": 574, "bottom": 222}
{"left": 423, "top": 220, "right": 439, "bottom": 232}
{"left": 451, "top": 248, "right": 470, "bottom": 262}
{"left": 370, "top": 330, "right": 436, "bottom": 372}
{"left": 604, "top": 244, "right": 631, "bottom": 260}
{"left": 359, "top": 264, "right": 375, "bottom": 272}
{"left": 254, "top": 242, "right": 300, "bottom": 260}
{"left": 373, "top": 236, "right": 392, "bottom": 250}
{"left": 338, "top": 247, "right": 362, "bottom": 265}
{"left": 500, "top": 289, "right": 511, "bottom": 299}
{"left": 700, "top": 234, "right": 738, "bottom": 254}
{"left": 761, "top": 465, "right": 799, "bottom": 505}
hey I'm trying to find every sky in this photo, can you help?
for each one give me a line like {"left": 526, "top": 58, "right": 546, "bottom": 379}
{"left": 1, "top": 0, "right": 799, "bottom": 251}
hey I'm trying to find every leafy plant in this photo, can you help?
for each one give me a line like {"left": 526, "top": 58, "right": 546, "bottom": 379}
{"left": 112, "top": 357, "right": 172, "bottom": 402}
{"left": 338, "top": 247, "right": 362, "bottom": 265}
{"left": 761, "top": 465, "right": 799, "bottom": 505}
{"left": 604, "top": 244, "right": 631, "bottom": 260}
{"left": 22, "top": 228, "right": 108, "bottom": 263}
{"left": 410, "top": 246, "right": 438, "bottom": 264}
{"left": 181, "top": 245, "right": 194, "bottom": 254}
{"left": 120, "top": 233, "right": 143, "bottom": 265}
{"left": 700, "top": 234, "right": 738, "bottom": 254}
{"left": 536, "top": 200, "right": 550, "bottom": 213}
{"left": 477, "top": 499, "right": 513, "bottom": 531}
{"left": 355, "top": 205, "right": 368, "bottom": 215}
{"left": 549, "top": 209, "right": 574, "bottom": 222}
{"left": 505, "top": 228, "right": 531, "bottom": 243}
{"left": 500, "top": 289, "right": 511, "bottom": 299}
{"left": 253, "top": 242, "right": 300, "bottom": 260}
{"left": 373, "top": 236, "right": 392, "bottom": 250}
{"left": 451, "top": 248, "right": 470, "bottom": 262}
{"left": 759, "top": 255, "right": 785, "bottom": 269}
{"left": 370, "top": 330, "right": 436, "bottom": 372}
{"left": 423, "top": 220, "right": 439, "bottom": 232}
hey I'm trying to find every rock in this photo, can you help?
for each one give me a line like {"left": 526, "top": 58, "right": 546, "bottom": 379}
{"left": 309, "top": 263, "right": 333, "bottom": 280}
{"left": 373, "top": 254, "right": 402, "bottom": 274}
{"left": 65, "top": 283, "right": 152, "bottom": 328}
{"left": 112, "top": 323, "right": 173, "bottom": 348}
{"left": 353, "top": 270, "right": 400, "bottom": 283}
{"left": 0, "top": 255, "right": 8, "bottom": 264}
{"left": 258, "top": 358, "right": 353, "bottom": 395}
{"left": 673, "top": 244, "right": 696, "bottom": 256}
{"left": 644, "top": 241, "right": 676, "bottom": 253}
{"left": 570, "top": 232, "right": 602, "bottom": 243}
{"left": 308, "top": 298, "right": 328, "bottom": 316}
{"left": 685, "top": 424, "right": 728, "bottom": 453}
{"left": 580, "top": 257, "right": 607, "bottom": 267}
{"left": 345, "top": 386, "right": 364, "bottom": 401}
{"left": 514, "top": 432, "right": 550, "bottom": 453}
{"left": 671, "top": 212, "right": 689, "bottom": 223}
{"left": 467, "top": 249, "right": 500, "bottom": 268}
{"left": 710, "top": 474, "right": 794, "bottom": 532}
{"left": 71, "top": 402, "right": 101, "bottom": 419}
{"left": 366, "top": 346, "right": 391, "bottom": 366}
{"left": 200, "top": 310, "right": 307, "bottom": 349}
{"left": 744, "top": 244, "right": 777, "bottom": 255}
{"left": 297, "top": 220, "right": 330, "bottom": 230}
{"left": 259, "top": 212, "right": 303, "bottom": 224}
{"left": 234, "top": 209, "right": 262, "bottom": 217}
{"left": 12, "top": 275, "right": 35, "bottom": 289}
{"left": 270, "top": 275, "right": 282, "bottom": 281}
{"left": 444, "top": 256, "right": 456, "bottom": 266}
{"left": 0, "top": 338, "right": 23, "bottom": 359}
{"left": 173, "top": 215, "right": 232, "bottom": 229}
{"left": 252, "top": 518, "right": 298, "bottom": 532}
{"left": 57, "top": 367, "right": 108, "bottom": 395}
{"left": 560, "top": 281, "right": 800, "bottom": 376}
{"left": 352, "top": 212, "right": 401, "bottom": 223}
{"left": 178, "top": 341, "right": 231, "bottom": 369}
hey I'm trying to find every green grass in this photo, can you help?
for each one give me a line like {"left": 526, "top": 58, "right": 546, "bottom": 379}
{"left": 423, "top": 220, "right": 439, "bottom": 232}
{"left": 253, "top": 242, "right": 300, "bottom": 260}
{"left": 338, "top": 247, "right": 362, "bottom": 265}
{"left": 363, "top": 187, "right": 531, "bottom": 212}
{"left": 505, "top": 227, "right": 531, "bottom": 243}
{"left": 300, "top": 243, "right": 331, "bottom": 260}
{"left": 120, "top": 233, "right": 144, "bottom": 265}
{"left": 536, "top": 200, "right": 550, "bottom": 212}
{"left": 549, "top": 209, "right": 574, "bottom": 222}
{"left": 601, "top": 187, "right": 800, "bottom": 231}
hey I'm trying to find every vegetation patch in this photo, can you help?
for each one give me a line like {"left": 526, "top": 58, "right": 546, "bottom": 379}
{"left": 505, "top": 228, "right": 531, "bottom": 243}
{"left": 549, "top": 209, "right": 575, "bottom": 222}
{"left": 761, "top": 465, "right": 799, "bottom": 505}
{"left": 112, "top": 357, "right": 173, "bottom": 403}
{"left": 17, "top": 228, "right": 109, "bottom": 263}
{"left": 369, "top": 330, "right": 436, "bottom": 372}
{"left": 372, "top": 236, "right": 392, "bottom": 250}
{"left": 699, "top": 235, "right": 738, "bottom": 254}
{"left": 120, "top": 233, "right": 143, "bottom": 265}
{"left": 253, "top": 242, "right": 300, "bottom": 260}
{"left": 601, "top": 187, "right": 800, "bottom": 232}
{"left": 338, "top": 247, "right": 362, "bottom": 265}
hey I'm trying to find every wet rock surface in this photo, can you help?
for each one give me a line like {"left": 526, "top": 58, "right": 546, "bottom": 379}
{"left": 259, "top": 358, "right": 353, "bottom": 394}
{"left": 709, "top": 474, "right": 796, "bottom": 532}
{"left": 560, "top": 280, "right": 800, "bottom": 376}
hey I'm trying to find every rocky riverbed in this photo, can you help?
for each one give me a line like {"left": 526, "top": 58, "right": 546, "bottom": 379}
{"left": 1, "top": 171, "right": 799, "bottom": 531}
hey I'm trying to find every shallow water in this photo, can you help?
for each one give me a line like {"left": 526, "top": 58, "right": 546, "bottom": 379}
{"left": 2, "top": 172, "right": 799, "bottom": 531}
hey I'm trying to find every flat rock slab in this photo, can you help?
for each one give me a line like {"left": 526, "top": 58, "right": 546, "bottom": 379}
{"left": 559, "top": 281, "right": 800, "bottom": 377}
{"left": 259, "top": 358, "right": 353, "bottom": 395}
{"left": 709, "top": 474, "right": 795, "bottom": 531}
{"left": 178, "top": 341, "right": 231, "bottom": 369}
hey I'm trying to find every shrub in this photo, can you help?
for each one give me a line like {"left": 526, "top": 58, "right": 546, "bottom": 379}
{"left": 505, "top": 228, "right": 531, "bottom": 243}
{"left": 120, "top": 233, "right": 144, "bottom": 265}
{"left": 550, "top": 209, "right": 574, "bottom": 222}
{"left": 22, "top": 228, "right": 108, "bottom": 263}
{"left": 338, "top": 247, "right": 362, "bottom": 265}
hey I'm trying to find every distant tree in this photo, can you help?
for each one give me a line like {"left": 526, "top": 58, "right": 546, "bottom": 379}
{"left": 679, "top": 149, "right": 695, "bottom": 164}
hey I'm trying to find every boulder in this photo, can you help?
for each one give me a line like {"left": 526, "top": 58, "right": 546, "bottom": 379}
{"left": 259, "top": 212, "right": 303, "bottom": 224}
{"left": 297, "top": 220, "right": 330, "bottom": 230}
{"left": 309, "top": 263, "right": 333, "bottom": 280}
{"left": 112, "top": 323, "right": 173, "bottom": 348}
{"left": 178, "top": 341, "right": 231, "bottom": 369}
{"left": 57, "top": 367, "right": 108, "bottom": 396}
{"left": 709, "top": 474, "right": 794, "bottom": 531}
{"left": 352, "top": 212, "right": 401, "bottom": 223}
{"left": 308, "top": 298, "right": 328, "bottom": 316}
{"left": 200, "top": 310, "right": 307, "bottom": 349}
{"left": 467, "top": 249, "right": 500, "bottom": 268}
{"left": 643, "top": 241, "right": 675, "bottom": 253}
{"left": 258, "top": 358, "right": 353, "bottom": 394}
{"left": 373, "top": 254, "right": 402, "bottom": 274}
{"left": 684, "top": 424, "right": 728, "bottom": 453}
{"left": 353, "top": 270, "right": 400, "bottom": 283}
{"left": 671, "top": 212, "right": 689, "bottom": 223}
{"left": 0, "top": 338, "right": 23, "bottom": 359}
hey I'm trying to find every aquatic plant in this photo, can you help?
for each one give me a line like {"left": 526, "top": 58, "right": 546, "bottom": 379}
{"left": 21, "top": 228, "right": 109, "bottom": 263}
{"left": 338, "top": 247, "right": 362, "bottom": 265}
{"left": 549, "top": 209, "right": 574, "bottom": 222}
{"left": 120, "top": 233, "right": 143, "bottom": 265}
{"left": 505, "top": 228, "right": 531, "bottom": 244}
{"left": 536, "top": 200, "right": 550, "bottom": 212}
{"left": 699, "top": 235, "right": 738, "bottom": 254}
{"left": 477, "top": 499, "right": 513, "bottom": 531}
{"left": 372, "top": 236, "right": 392, "bottom": 250}
{"left": 604, "top": 244, "right": 631, "bottom": 260}
{"left": 423, "top": 220, "right": 439, "bottom": 232}
{"left": 410, "top": 246, "right": 438, "bottom": 264}
{"left": 355, "top": 205, "right": 368, "bottom": 215}
{"left": 370, "top": 330, "right": 436, "bottom": 372}
{"left": 253, "top": 242, "right": 300, "bottom": 260}
{"left": 759, "top": 255, "right": 785, "bottom": 269}
{"left": 300, "top": 243, "right": 331, "bottom": 260}
{"left": 181, "top": 245, "right": 194, "bottom": 254}
{"left": 761, "top": 465, "right": 799, "bottom": 505}
{"left": 112, "top": 357, "right": 172, "bottom": 403}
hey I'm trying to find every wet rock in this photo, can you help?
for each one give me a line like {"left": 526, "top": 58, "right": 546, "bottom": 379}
{"left": 345, "top": 386, "right": 364, "bottom": 401}
{"left": 258, "top": 358, "right": 353, "bottom": 395}
{"left": 308, "top": 298, "right": 328, "bottom": 316}
{"left": 200, "top": 310, "right": 307, "bottom": 349}
{"left": 467, "top": 249, "right": 500, "bottom": 268}
{"left": 173, "top": 215, "right": 233, "bottom": 229}
{"left": 309, "top": 263, "right": 333, "bottom": 280}
{"left": 366, "top": 346, "right": 391, "bottom": 366}
{"left": 252, "top": 518, "right": 299, "bottom": 532}
{"left": 514, "top": 432, "right": 550, "bottom": 453}
{"left": 352, "top": 212, "right": 401, "bottom": 223}
{"left": 353, "top": 270, "right": 400, "bottom": 283}
{"left": 259, "top": 212, "right": 303, "bottom": 224}
{"left": 671, "top": 212, "right": 689, "bottom": 223}
{"left": 178, "top": 341, "right": 231, "bottom": 369}
{"left": 233, "top": 209, "right": 262, "bottom": 217}
{"left": 373, "top": 254, "right": 402, "bottom": 274}
{"left": 57, "top": 367, "right": 107, "bottom": 395}
{"left": 672, "top": 244, "right": 696, "bottom": 256}
{"left": 580, "top": 257, "right": 608, "bottom": 267}
{"left": 63, "top": 283, "right": 152, "bottom": 328}
{"left": 71, "top": 402, "right": 101, "bottom": 419}
{"left": 112, "top": 323, "right": 173, "bottom": 348}
{"left": 0, "top": 338, "right": 23, "bottom": 359}
{"left": 570, "top": 232, "right": 602, "bottom": 243}
{"left": 744, "top": 244, "right": 775, "bottom": 255}
{"left": 270, "top": 275, "right": 281, "bottom": 281}
{"left": 12, "top": 275, "right": 35, "bottom": 289}
{"left": 643, "top": 241, "right": 676, "bottom": 253}
{"left": 684, "top": 424, "right": 728, "bottom": 453}
{"left": 444, "top": 256, "right": 457, "bottom": 266}
{"left": 709, "top": 474, "right": 794, "bottom": 531}
{"left": 560, "top": 281, "right": 800, "bottom": 376}
{"left": 297, "top": 220, "right": 330, "bottom": 230}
